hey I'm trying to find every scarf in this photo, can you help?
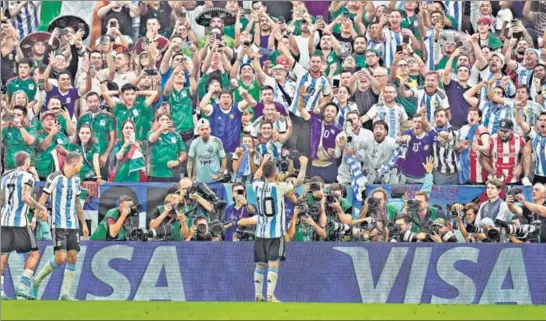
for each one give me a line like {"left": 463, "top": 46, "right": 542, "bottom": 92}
{"left": 457, "top": 124, "right": 479, "bottom": 184}
{"left": 345, "top": 154, "right": 367, "bottom": 218}
{"left": 378, "top": 143, "right": 408, "bottom": 179}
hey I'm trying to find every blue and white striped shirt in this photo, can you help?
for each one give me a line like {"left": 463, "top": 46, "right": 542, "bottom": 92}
{"left": 252, "top": 181, "right": 294, "bottom": 239}
{"left": 1, "top": 168, "right": 34, "bottom": 227}
{"left": 289, "top": 66, "right": 331, "bottom": 118}
{"left": 6, "top": 1, "right": 40, "bottom": 40}
{"left": 43, "top": 171, "right": 82, "bottom": 230}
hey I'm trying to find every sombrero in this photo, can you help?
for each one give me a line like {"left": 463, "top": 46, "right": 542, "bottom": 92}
{"left": 47, "top": 15, "right": 90, "bottom": 40}
{"left": 195, "top": 7, "right": 235, "bottom": 27}
{"left": 21, "top": 32, "right": 60, "bottom": 56}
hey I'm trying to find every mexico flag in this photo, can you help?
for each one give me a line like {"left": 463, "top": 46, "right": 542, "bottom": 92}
{"left": 109, "top": 145, "right": 147, "bottom": 182}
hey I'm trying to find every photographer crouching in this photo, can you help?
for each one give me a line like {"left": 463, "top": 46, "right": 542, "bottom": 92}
{"left": 91, "top": 195, "right": 149, "bottom": 241}
{"left": 504, "top": 188, "right": 546, "bottom": 243}
{"left": 223, "top": 183, "right": 257, "bottom": 242}
{"left": 286, "top": 202, "right": 327, "bottom": 242}
{"left": 350, "top": 196, "right": 391, "bottom": 242}
{"left": 146, "top": 194, "right": 187, "bottom": 241}
{"left": 167, "top": 178, "right": 228, "bottom": 241}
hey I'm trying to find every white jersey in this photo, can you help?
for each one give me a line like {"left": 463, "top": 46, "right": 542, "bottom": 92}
{"left": 289, "top": 63, "right": 332, "bottom": 118}
{"left": 529, "top": 129, "right": 546, "bottom": 177}
{"left": 412, "top": 88, "right": 450, "bottom": 123}
{"left": 383, "top": 27, "right": 403, "bottom": 68}
{"left": 43, "top": 171, "right": 82, "bottom": 230}
{"left": 365, "top": 103, "right": 408, "bottom": 138}
{"left": 1, "top": 169, "right": 35, "bottom": 227}
{"left": 252, "top": 180, "right": 294, "bottom": 239}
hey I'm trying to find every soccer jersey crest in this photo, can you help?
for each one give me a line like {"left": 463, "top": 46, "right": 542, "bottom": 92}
{"left": 57, "top": 138, "right": 64, "bottom": 144}
{"left": 171, "top": 137, "right": 177, "bottom": 144}
{"left": 66, "top": 98, "right": 71, "bottom": 104}
{"left": 100, "top": 119, "right": 106, "bottom": 126}
{"left": 28, "top": 84, "right": 35, "bottom": 90}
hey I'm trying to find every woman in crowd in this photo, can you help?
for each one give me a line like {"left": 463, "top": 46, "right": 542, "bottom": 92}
{"left": 69, "top": 124, "right": 103, "bottom": 183}
{"left": 110, "top": 119, "right": 146, "bottom": 182}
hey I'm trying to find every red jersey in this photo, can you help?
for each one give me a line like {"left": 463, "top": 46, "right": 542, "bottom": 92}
{"left": 489, "top": 133, "right": 526, "bottom": 184}
{"left": 461, "top": 125, "right": 489, "bottom": 183}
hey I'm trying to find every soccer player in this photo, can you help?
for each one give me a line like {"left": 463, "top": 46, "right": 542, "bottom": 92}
{"left": 238, "top": 154, "right": 308, "bottom": 302}
{"left": 1, "top": 152, "right": 47, "bottom": 300}
{"left": 31, "top": 152, "right": 89, "bottom": 300}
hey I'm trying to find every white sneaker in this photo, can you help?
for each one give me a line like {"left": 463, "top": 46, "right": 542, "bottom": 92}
{"left": 60, "top": 293, "right": 77, "bottom": 301}
{"left": 266, "top": 295, "right": 281, "bottom": 303}
{"left": 522, "top": 177, "right": 532, "bottom": 187}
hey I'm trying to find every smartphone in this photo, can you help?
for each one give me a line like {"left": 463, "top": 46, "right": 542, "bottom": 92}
{"left": 511, "top": 19, "right": 517, "bottom": 26}
{"left": 144, "top": 69, "right": 158, "bottom": 76}
{"left": 502, "top": 21, "right": 510, "bottom": 38}
{"left": 396, "top": 44, "right": 404, "bottom": 53}
{"left": 278, "top": 17, "right": 285, "bottom": 24}
{"left": 333, "top": 78, "right": 340, "bottom": 87}
{"left": 129, "top": 131, "right": 135, "bottom": 142}
{"left": 243, "top": 8, "right": 252, "bottom": 15}
{"left": 38, "top": 79, "right": 45, "bottom": 90}
{"left": 288, "top": 150, "right": 300, "bottom": 160}
{"left": 316, "top": 15, "right": 324, "bottom": 22}
{"left": 78, "top": 22, "right": 85, "bottom": 32}
{"left": 160, "top": 102, "right": 169, "bottom": 109}
{"left": 179, "top": 12, "right": 186, "bottom": 19}
{"left": 215, "top": 33, "right": 222, "bottom": 41}
{"left": 402, "top": 35, "right": 410, "bottom": 44}
{"left": 242, "top": 40, "right": 251, "bottom": 47}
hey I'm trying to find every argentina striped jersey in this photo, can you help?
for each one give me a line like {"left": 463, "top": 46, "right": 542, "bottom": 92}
{"left": 1, "top": 169, "right": 35, "bottom": 227}
{"left": 252, "top": 181, "right": 294, "bottom": 239}
{"left": 43, "top": 171, "right": 82, "bottom": 230}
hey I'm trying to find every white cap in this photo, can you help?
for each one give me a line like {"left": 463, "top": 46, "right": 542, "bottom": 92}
{"left": 197, "top": 118, "right": 210, "bottom": 130}
{"left": 480, "top": 217, "right": 495, "bottom": 227}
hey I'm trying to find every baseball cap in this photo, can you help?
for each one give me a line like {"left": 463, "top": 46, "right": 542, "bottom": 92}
{"left": 525, "top": 48, "right": 540, "bottom": 59}
{"left": 432, "top": 218, "right": 446, "bottom": 227}
{"left": 477, "top": 16, "right": 492, "bottom": 25}
{"left": 40, "top": 111, "right": 56, "bottom": 120}
{"left": 480, "top": 217, "right": 495, "bottom": 227}
{"left": 197, "top": 118, "right": 210, "bottom": 130}
{"left": 366, "top": 49, "right": 380, "bottom": 57}
{"left": 498, "top": 118, "right": 513, "bottom": 132}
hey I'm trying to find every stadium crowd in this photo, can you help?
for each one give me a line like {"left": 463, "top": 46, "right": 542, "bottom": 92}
{"left": 2, "top": 0, "right": 546, "bottom": 244}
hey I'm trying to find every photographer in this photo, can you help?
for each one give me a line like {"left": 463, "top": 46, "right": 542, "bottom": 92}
{"left": 186, "top": 216, "right": 221, "bottom": 242}
{"left": 223, "top": 183, "right": 257, "bottom": 241}
{"left": 425, "top": 219, "right": 458, "bottom": 243}
{"left": 451, "top": 202, "right": 479, "bottom": 241}
{"left": 91, "top": 195, "right": 136, "bottom": 241}
{"left": 147, "top": 194, "right": 188, "bottom": 241}
{"left": 404, "top": 191, "right": 440, "bottom": 233}
{"left": 466, "top": 218, "right": 503, "bottom": 243}
{"left": 497, "top": 216, "right": 541, "bottom": 243}
{"left": 302, "top": 177, "right": 352, "bottom": 225}
{"left": 388, "top": 213, "right": 427, "bottom": 242}
{"left": 172, "top": 178, "right": 215, "bottom": 221}
{"left": 286, "top": 203, "right": 327, "bottom": 242}
{"left": 512, "top": 191, "right": 546, "bottom": 243}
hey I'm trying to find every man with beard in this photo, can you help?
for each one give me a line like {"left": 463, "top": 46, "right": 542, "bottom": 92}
{"left": 28, "top": 36, "right": 47, "bottom": 68}
{"left": 390, "top": 54, "right": 421, "bottom": 118}
{"left": 396, "top": 111, "right": 437, "bottom": 184}
{"left": 252, "top": 13, "right": 274, "bottom": 62}
{"left": 198, "top": 15, "right": 235, "bottom": 49}
{"left": 7, "top": 59, "right": 36, "bottom": 101}
{"left": 534, "top": 61, "right": 546, "bottom": 103}
{"left": 517, "top": 109, "right": 546, "bottom": 185}
{"left": 172, "top": 1, "right": 213, "bottom": 38}
{"left": 455, "top": 107, "right": 491, "bottom": 185}
{"left": 470, "top": 40, "right": 515, "bottom": 99}
{"left": 360, "top": 83, "right": 407, "bottom": 138}
{"left": 255, "top": 56, "right": 296, "bottom": 113}
{"left": 400, "top": 72, "right": 449, "bottom": 124}
{"left": 334, "top": 111, "right": 373, "bottom": 185}
{"left": 200, "top": 87, "right": 256, "bottom": 155}
{"left": 360, "top": 120, "right": 398, "bottom": 184}
{"left": 354, "top": 70, "right": 379, "bottom": 128}
{"left": 506, "top": 47, "right": 540, "bottom": 92}
{"left": 187, "top": 119, "right": 227, "bottom": 184}
{"left": 481, "top": 119, "right": 526, "bottom": 185}
{"left": 288, "top": 54, "right": 333, "bottom": 158}
{"left": 310, "top": 26, "right": 342, "bottom": 76}
{"left": 246, "top": 89, "right": 291, "bottom": 143}
{"left": 363, "top": 49, "right": 382, "bottom": 75}
{"left": 77, "top": 92, "right": 115, "bottom": 180}
{"left": 1, "top": 106, "right": 36, "bottom": 172}
{"left": 297, "top": 86, "right": 341, "bottom": 183}
{"left": 432, "top": 109, "right": 459, "bottom": 185}
{"left": 351, "top": 35, "right": 367, "bottom": 68}
{"left": 293, "top": 17, "right": 319, "bottom": 69}
{"left": 512, "top": 39, "right": 530, "bottom": 63}
{"left": 253, "top": 121, "right": 285, "bottom": 167}
{"left": 442, "top": 49, "right": 471, "bottom": 129}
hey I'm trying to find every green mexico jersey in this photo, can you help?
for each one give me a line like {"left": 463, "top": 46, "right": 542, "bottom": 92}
{"left": 7, "top": 78, "right": 37, "bottom": 100}
{"left": 77, "top": 112, "right": 115, "bottom": 155}
{"left": 69, "top": 143, "right": 99, "bottom": 180}
{"left": 224, "top": 18, "right": 249, "bottom": 39}
{"left": 293, "top": 222, "right": 315, "bottom": 242}
{"left": 2, "top": 126, "right": 36, "bottom": 169}
{"left": 331, "top": 8, "right": 369, "bottom": 34}
{"left": 111, "top": 141, "right": 141, "bottom": 182}
{"left": 234, "top": 79, "right": 261, "bottom": 103}
{"left": 135, "top": 96, "right": 154, "bottom": 140}
{"left": 155, "top": 205, "right": 183, "bottom": 241}
{"left": 113, "top": 101, "right": 149, "bottom": 141}
{"left": 168, "top": 87, "right": 194, "bottom": 133}
{"left": 35, "top": 130, "right": 70, "bottom": 178}
{"left": 316, "top": 50, "right": 341, "bottom": 76}
{"left": 35, "top": 114, "right": 69, "bottom": 136}
{"left": 197, "top": 73, "right": 230, "bottom": 101}
{"left": 149, "top": 132, "right": 186, "bottom": 178}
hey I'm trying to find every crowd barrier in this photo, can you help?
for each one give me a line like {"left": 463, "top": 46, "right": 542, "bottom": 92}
{"left": 4, "top": 242, "right": 545, "bottom": 303}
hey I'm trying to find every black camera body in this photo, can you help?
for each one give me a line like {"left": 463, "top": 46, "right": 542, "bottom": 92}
{"left": 298, "top": 203, "right": 320, "bottom": 221}
{"left": 129, "top": 204, "right": 142, "bottom": 216}
{"left": 128, "top": 224, "right": 173, "bottom": 241}
{"left": 235, "top": 226, "right": 255, "bottom": 241}
{"left": 507, "top": 187, "right": 523, "bottom": 197}
{"left": 309, "top": 183, "right": 321, "bottom": 193}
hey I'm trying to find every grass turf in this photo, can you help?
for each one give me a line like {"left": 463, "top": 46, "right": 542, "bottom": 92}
{"left": 2, "top": 301, "right": 546, "bottom": 320}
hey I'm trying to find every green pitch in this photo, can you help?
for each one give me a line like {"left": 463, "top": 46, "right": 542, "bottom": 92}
{"left": 2, "top": 301, "right": 546, "bottom": 320}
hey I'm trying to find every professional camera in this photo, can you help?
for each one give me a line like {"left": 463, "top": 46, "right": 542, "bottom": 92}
{"left": 495, "top": 219, "right": 541, "bottom": 240}
{"left": 451, "top": 210, "right": 462, "bottom": 218}
{"left": 367, "top": 197, "right": 381, "bottom": 216}
{"left": 407, "top": 199, "right": 421, "bottom": 215}
{"left": 196, "top": 183, "right": 227, "bottom": 212}
{"left": 359, "top": 217, "right": 377, "bottom": 230}
{"left": 129, "top": 204, "right": 143, "bottom": 216}
{"left": 327, "top": 221, "right": 352, "bottom": 238}
{"left": 309, "top": 183, "right": 321, "bottom": 193}
{"left": 466, "top": 224, "right": 484, "bottom": 234}
{"left": 128, "top": 224, "right": 173, "bottom": 241}
{"left": 277, "top": 158, "right": 289, "bottom": 172}
{"left": 485, "top": 228, "right": 501, "bottom": 242}
{"left": 507, "top": 187, "right": 523, "bottom": 197}
{"left": 297, "top": 203, "right": 320, "bottom": 220}
{"left": 234, "top": 226, "right": 255, "bottom": 241}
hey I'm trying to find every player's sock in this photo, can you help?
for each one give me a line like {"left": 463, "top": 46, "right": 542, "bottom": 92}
{"left": 1, "top": 275, "right": 5, "bottom": 296}
{"left": 34, "top": 260, "right": 58, "bottom": 286}
{"left": 60, "top": 264, "right": 76, "bottom": 296}
{"left": 254, "top": 266, "right": 265, "bottom": 298}
{"left": 266, "top": 266, "right": 279, "bottom": 298}
{"left": 20, "top": 269, "right": 33, "bottom": 287}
